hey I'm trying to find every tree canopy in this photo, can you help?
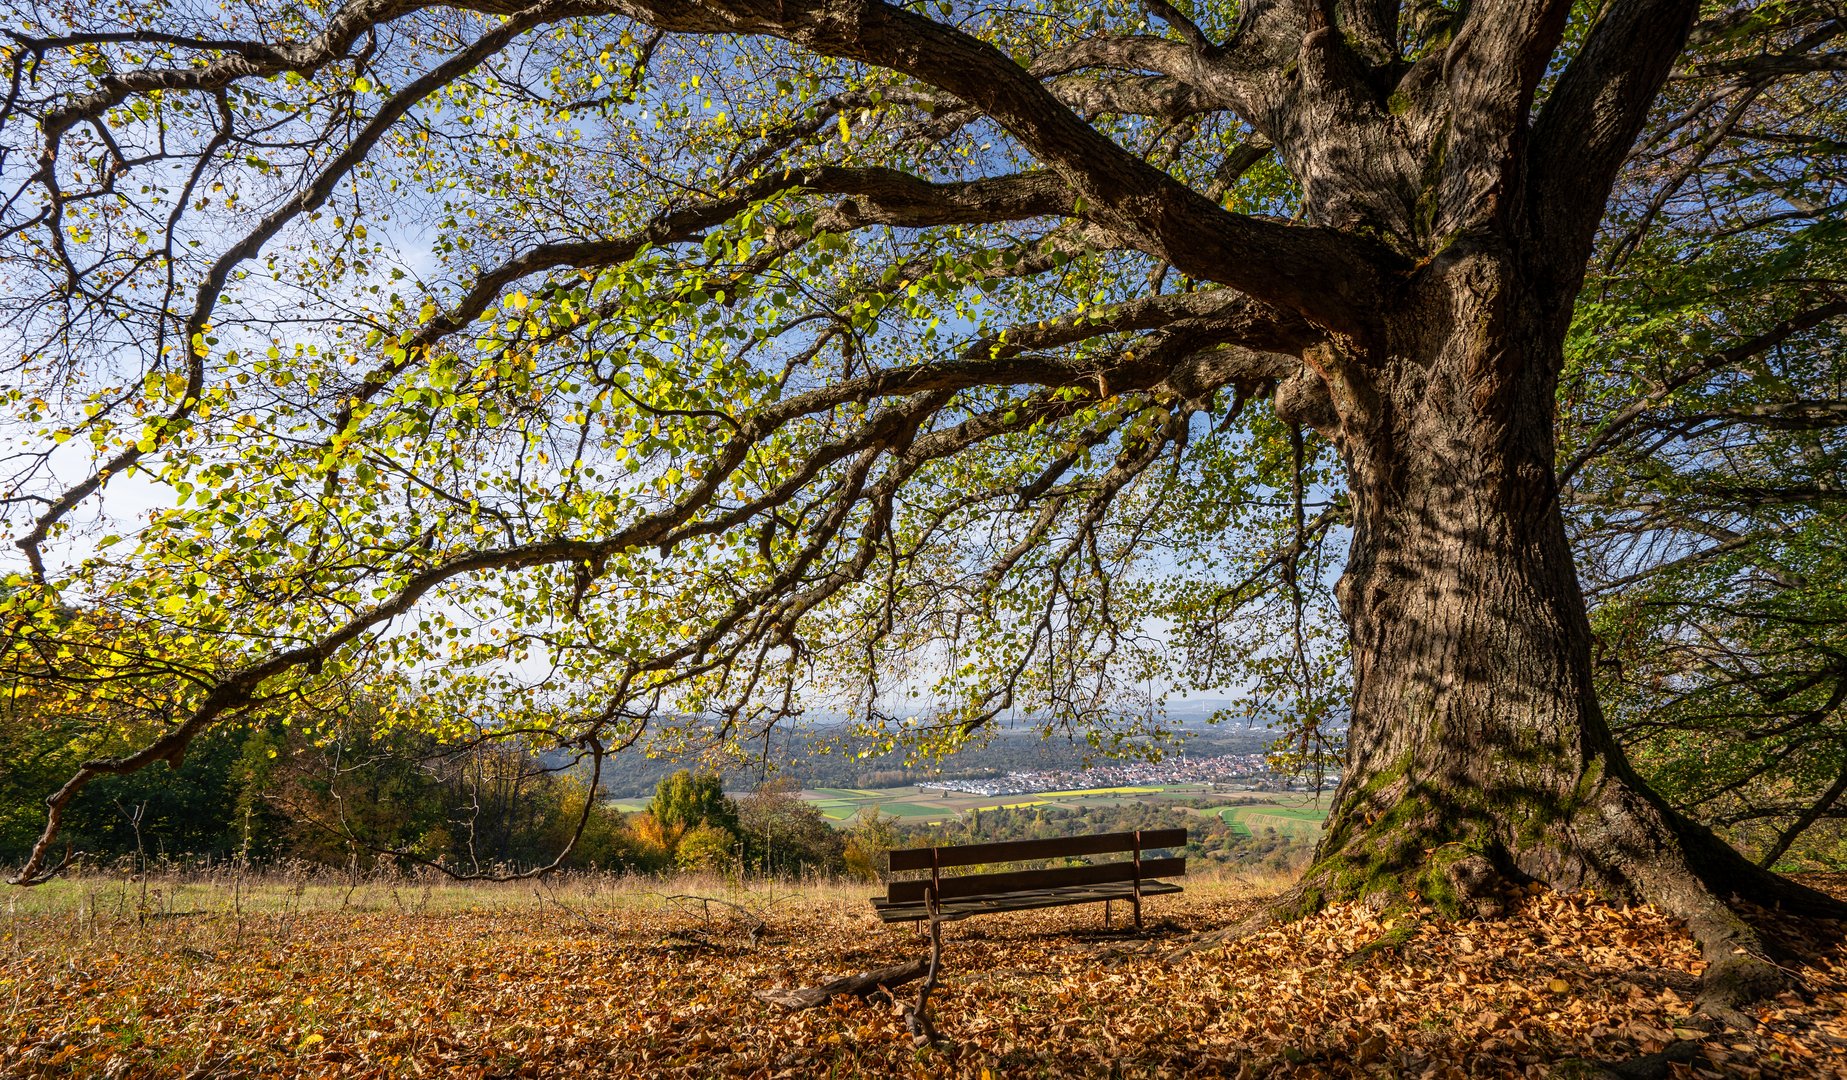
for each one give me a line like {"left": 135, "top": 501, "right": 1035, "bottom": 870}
{"left": 0, "top": 0, "right": 1352, "bottom": 878}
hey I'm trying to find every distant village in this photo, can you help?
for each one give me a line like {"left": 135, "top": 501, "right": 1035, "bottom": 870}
{"left": 916, "top": 752, "right": 1336, "bottom": 797}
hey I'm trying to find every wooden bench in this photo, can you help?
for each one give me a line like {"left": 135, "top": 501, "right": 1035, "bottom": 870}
{"left": 871, "top": 828, "right": 1188, "bottom": 931}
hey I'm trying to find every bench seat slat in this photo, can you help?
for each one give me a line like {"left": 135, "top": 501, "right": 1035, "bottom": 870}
{"left": 870, "top": 880, "right": 1184, "bottom": 923}
{"left": 884, "top": 856, "right": 1185, "bottom": 905}
{"left": 887, "top": 828, "right": 1187, "bottom": 872}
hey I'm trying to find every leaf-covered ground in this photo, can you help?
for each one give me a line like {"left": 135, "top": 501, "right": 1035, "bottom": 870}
{"left": 3, "top": 873, "right": 1846, "bottom": 1077}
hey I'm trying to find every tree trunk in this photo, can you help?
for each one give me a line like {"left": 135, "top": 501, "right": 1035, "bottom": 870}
{"left": 1294, "top": 240, "right": 1840, "bottom": 1015}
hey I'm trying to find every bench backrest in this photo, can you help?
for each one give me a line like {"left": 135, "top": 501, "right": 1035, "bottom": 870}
{"left": 885, "top": 828, "right": 1187, "bottom": 905}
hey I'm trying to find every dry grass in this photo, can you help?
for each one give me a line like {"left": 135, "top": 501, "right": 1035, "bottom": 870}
{"left": 3, "top": 867, "right": 1845, "bottom": 1077}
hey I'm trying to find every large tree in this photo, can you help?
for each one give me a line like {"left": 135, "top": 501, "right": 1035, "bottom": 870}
{"left": 2, "top": 0, "right": 1842, "bottom": 1012}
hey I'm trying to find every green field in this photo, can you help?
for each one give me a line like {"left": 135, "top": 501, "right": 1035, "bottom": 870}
{"left": 804, "top": 787, "right": 895, "bottom": 820}
{"left": 1216, "top": 804, "right": 1329, "bottom": 839}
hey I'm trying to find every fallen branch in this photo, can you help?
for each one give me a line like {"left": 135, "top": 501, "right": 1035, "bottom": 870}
{"left": 752, "top": 957, "right": 930, "bottom": 1010}
{"left": 535, "top": 885, "right": 619, "bottom": 936}
{"left": 1160, "top": 902, "right": 1279, "bottom": 962}
{"left": 660, "top": 893, "right": 770, "bottom": 946}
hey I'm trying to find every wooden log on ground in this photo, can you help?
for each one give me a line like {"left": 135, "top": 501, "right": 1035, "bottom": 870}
{"left": 752, "top": 958, "right": 930, "bottom": 1010}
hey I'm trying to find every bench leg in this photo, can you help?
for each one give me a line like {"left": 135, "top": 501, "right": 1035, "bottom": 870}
{"left": 903, "top": 911, "right": 943, "bottom": 1046}
{"left": 1104, "top": 899, "right": 1111, "bottom": 929}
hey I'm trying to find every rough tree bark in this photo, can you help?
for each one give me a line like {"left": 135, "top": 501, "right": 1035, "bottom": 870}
{"left": 1284, "top": 233, "right": 1841, "bottom": 1017}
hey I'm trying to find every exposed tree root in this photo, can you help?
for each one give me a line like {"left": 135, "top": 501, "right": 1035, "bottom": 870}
{"left": 1577, "top": 1038, "right": 1705, "bottom": 1080}
{"left": 1591, "top": 789, "right": 1847, "bottom": 1022}
{"left": 1157, "top": 893, "right": 1286, "bottom": 963}
{"left": 1339, "top": 915, "right": 1424, "bottom": 968}
{"left": 1282, "top": 763, "right": 1847, "bottom": 1025}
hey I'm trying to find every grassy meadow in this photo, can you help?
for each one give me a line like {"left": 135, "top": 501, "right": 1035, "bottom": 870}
{"left": 1215, "top": 805, "right": 1331, "bottom": 841}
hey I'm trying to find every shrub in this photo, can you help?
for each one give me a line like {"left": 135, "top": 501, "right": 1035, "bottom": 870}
{"left": 676, "top": 822, "right": 739, "bottom": 873}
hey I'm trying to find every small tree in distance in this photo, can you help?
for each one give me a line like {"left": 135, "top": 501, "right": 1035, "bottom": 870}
{"left": 649, "top": 770, "right": 739, "bottom": 837}
{"left": 737, "top": 781, "right": 845, "bottom": 878}
{"left": 844, "top": 808, "right": 900, "bottom": 884}
{"left": 674, "top": 821, "right": 740, "bottom": 873}
{"left": 626, "top": 769, "right": 739, "bottom": 870}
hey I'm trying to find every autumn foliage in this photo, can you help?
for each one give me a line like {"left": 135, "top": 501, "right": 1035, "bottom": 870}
{"left": 4, "top": 872, "right": 1846, "bottom": 1077}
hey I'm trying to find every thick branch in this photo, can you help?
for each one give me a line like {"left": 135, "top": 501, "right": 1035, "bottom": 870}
{"left": 1434, "top": 0, "right": 1572, "bottom": 235}
{"left": 1527, "top": 0, "right": 1700, "bottom": 290}
{"left": 606, "top": 0, "right": 1389, "bottom": 334}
